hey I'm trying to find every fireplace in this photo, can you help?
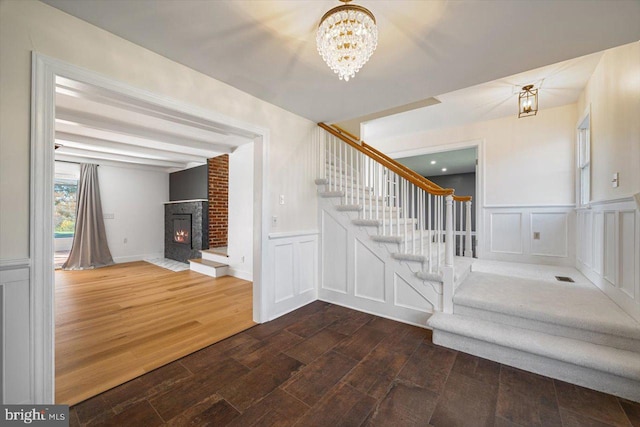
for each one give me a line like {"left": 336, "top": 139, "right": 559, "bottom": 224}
{"left": 164, "top": 200, "right": 208, "bottom": 263}
{"left": 172, "top": 214, "right": 192, "bottom": 246}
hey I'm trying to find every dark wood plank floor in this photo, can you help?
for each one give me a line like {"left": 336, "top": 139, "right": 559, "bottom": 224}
{"left": 69, "top": 301, "right": 640, "bottom": 427}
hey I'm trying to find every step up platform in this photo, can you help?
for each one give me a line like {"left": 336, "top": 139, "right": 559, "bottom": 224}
{"left": 189, "top": 258, "right": 229, "bottom": 278}
{"left": 428, "top": 260, "right": 640, "bottom": 402}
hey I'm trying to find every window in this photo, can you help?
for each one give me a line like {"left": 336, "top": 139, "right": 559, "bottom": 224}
{"left": 54, "top": 178, "right": 78, "bottom": 238}
{"left": 577, "top": 113, "right": 590, "bottom": 206}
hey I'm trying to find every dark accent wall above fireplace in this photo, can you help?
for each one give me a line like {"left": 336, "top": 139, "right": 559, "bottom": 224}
{"left": 169, "top": 164, "right": 207, "bottom": 201}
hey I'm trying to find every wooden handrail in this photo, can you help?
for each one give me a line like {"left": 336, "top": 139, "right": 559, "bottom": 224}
{"left": 319, "top": 123, "right": 454, "bottom": 196}
{"left": 327, "top": 123, "right": 473, "bottom": 203}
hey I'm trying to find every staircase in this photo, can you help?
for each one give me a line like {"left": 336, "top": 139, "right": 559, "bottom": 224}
{"left": 315, "top": 124, "right": 640, "bottom": 402}
{"left": 189, "top": 248, "right": 229, "bottom": 278}
{"left": 315, "top": 124, "right": 474, "bottom": 323}
{"left": 428, "top": 268, "right": 640, "bottom": 402}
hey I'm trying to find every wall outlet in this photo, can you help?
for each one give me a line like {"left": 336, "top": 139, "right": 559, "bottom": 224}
{"left": 123, "top": 237, "right": 128, "bottom": 244}
{"left": 279, "top": 195, "right": 285, "bottom": 205}
{"left": 241, "top": 255, "right": 245, "bottom": 263}
{"left": 533, "top": 232, "right": 540, "bottom": 240}
{"left": 272, "top": 216, "right": 278, "bottom": 227}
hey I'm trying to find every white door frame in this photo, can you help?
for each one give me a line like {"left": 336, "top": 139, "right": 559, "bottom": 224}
{"left": 386, "top": 139, "right": 485, "bottom": 258}
{"left": 30, "top": 52, "right": 271, "bottom": 403}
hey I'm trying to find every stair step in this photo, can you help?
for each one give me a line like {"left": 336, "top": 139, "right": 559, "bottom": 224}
{"left": 428, "top": 312, "right": 640, "bottom": 402}
{"left": 200, "top": 248, "right": 229, "bottom": 264}
{"left": 352, "top": 218, "right": 418, "bottom": 227}
{"left": 453, "top": 272, "right": 640, "bottom": 352}
{"left": 189, "top": 258, "right": 229, "bottom": 278}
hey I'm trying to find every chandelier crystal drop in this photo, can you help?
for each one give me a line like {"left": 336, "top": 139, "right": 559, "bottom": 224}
{"left": 316, "top": 0, "right": 378, "bottom": 82}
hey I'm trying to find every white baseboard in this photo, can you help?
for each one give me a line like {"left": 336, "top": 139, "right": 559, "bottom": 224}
{"left": 113, "top": 253, "right": 163, "bottom": 264}
{"left": 227, "top": 267, "right": 252, "bottom": 282}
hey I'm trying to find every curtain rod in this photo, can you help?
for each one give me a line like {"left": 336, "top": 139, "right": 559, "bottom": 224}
{"left": 55, "top": 160, "right": 99, "bottom": 166}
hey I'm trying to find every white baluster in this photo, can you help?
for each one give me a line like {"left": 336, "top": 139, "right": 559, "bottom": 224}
{"left": 382, "top": 168, "right": 386, "bottom": 235}
{"left": 396, "top": 174, "right": 400, "bottom": 238}
{"left": 428, "top": 193, "right": 432, "bottom": 273}
{"left": 411, "top": 184, "right": 416, "bottom": 255}
{"left": 465, "top": 200, "right": 473, "bottom": 257}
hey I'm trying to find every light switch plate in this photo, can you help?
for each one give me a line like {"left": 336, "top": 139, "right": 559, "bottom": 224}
{"left": 612, "top": 172, "right": 619, "bottom": 188}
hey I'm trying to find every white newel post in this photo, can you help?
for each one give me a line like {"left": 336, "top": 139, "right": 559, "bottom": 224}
{"left": 442, "top": 195, "right": 454, "bottom": 313}
{"left": 464, "top": 200, "right": 473, "bottom": 257}
{"left": 444, "top": 195, "right": 454, "bottom": 267}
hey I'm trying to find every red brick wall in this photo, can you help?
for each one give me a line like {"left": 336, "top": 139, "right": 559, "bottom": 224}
{"left": 208, "top": 155, "right": 228, "bottom": 248}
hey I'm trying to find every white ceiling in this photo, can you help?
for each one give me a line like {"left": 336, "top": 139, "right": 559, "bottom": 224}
{"left": 41, "top": 0, "right": 640, "bottom": 123}
{"left": 397, "top": 148, "right": 478, "bottom": 177}
{"left": 364, "top": 49, "right": 606, "bottom": 141}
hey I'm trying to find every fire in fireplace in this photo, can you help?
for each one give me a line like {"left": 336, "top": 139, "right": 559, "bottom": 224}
{"left": 172, "top": 214, "right": 192, "bottom": 246}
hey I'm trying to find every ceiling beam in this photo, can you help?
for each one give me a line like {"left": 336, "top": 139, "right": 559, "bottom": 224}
{"left": 55, "top": 132, "right": 208, "bottom": 164}
{"left": 55, "top": 147, "right": 191, "bottom": 169}
{"left": 55, "top": 108, "right": 233, "bottom": 157}
{"left": 56, "top": 77, "right": 258, "bottom": 139}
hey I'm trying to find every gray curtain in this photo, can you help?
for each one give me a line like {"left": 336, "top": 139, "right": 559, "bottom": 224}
{"left": 62, "top": 164, "right": 114, "bottom": 270}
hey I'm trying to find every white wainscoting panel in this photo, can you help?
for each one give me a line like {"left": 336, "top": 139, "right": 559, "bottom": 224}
{"left": 490, "top": 213, "right": 522, "bottom": 254}
{"left": 318, "top": 199, "right": 441, "bottom": 328}
{"left": 298, "top": 239, "right": 317, "bottom": 295}
{"left": 394, "top": 273, "right": 434, "bottom": 313}
{"left": 576, "top": 198, "right": 640, "bottom": 322}
{"left": 530, "top": 213, "right": 568, "bottom": 257}
{"left": 267, "top": 233, "right": 318, "bottom": 320}
{"left": 354, "top": 239, "right": 386, "bottom": 303}
{"left": 483, "top": 206, "right": 574, "bottom": 266}
{"left": 603, "top": 212, "right": 617, "bottom": 286}
{"left": 273, "top": 243, "right": 295, "bottom": 303}
{"left": 322, "top": 212, "right": 348, "bottom": 294}
{"left": 0, "top": 263, "right": 31, "bottom": 404}
{"left": 593, "top": 212, "right": 604, "bottom": 275}
{"left": 619, "top": 211, "right": 637, "bottom": 299}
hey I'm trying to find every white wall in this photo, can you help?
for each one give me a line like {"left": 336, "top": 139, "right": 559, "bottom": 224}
{"left": 366, "top": 103, "right": 577, "bottom": 265}
{"left": 575, "top": 42, "right": 640, "bottom": 322}
{"left": 0, "top": 1, "right": 318, "bottom": 402}
{"left": 0, "top": 0, "right": 317, "bottom": 261}
{"left": 98, "top": 165, "right": 168, "bottom": 263}
{"left": 227, "top": 143, "right": 253, "bottom": 280}
{"left": 577, "top": 41, "right": 640, "bottom": 203}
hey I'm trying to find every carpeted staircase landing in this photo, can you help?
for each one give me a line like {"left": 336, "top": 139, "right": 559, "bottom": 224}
{"left": 428, "top": 262, "right": 640, "bottom": 402}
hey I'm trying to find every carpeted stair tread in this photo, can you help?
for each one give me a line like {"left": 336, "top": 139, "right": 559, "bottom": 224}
{"left": 454, "top": 271, "right": 640, "bottom": 341}
{"left": 428, "top": 312, "right": 640, "bottom": 382}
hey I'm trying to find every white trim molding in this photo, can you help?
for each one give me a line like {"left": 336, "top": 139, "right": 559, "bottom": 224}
{"left": 30, "top": 52, "right": 271, "bottom": 403}
{"left": 268, "top": 229, "right": 319, "bottom": 239}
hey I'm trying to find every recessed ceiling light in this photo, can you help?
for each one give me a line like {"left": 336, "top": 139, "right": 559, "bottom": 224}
{"left": 441, "top": 168, "right": 447, "bottom": 172}
{"left": 430, "top": 160, "right": 436, "bottom": 165}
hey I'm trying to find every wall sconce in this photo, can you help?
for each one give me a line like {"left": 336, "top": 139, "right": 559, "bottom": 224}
{"left": 518, "top": 84, "right": 538, "bottom": 118}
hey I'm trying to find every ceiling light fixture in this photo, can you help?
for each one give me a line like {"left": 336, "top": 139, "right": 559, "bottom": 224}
{"left": 430, "top": 160, "right": 436, "bottom": 165}
{"left": 518, "top": 84, "right": 538, "bottom": 118}
{"left": 317, "top": 0, "right": 378, "bottom": 81}
{"left": 441, "top": 168, "right": 447, "bottom": 172}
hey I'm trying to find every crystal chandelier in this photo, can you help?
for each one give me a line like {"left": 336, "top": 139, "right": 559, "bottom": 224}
{"left": 316, "top": 0, "right": 378, "bottom": 81}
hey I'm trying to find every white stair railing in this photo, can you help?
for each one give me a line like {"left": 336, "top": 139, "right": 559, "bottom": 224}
{"left": 315, "top": 125, "right": 473, "bottom": 311}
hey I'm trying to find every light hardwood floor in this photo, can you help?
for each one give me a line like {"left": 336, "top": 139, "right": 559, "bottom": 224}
{"left": 55, "top": 261, "right": 254, "bottom": 405}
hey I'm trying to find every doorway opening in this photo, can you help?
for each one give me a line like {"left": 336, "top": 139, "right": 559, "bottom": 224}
{"left": 31, "top": 54, "right": 270, "bottom": 404}
{"left": 393, "top": 143, "right": 482, "bottom": 258}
